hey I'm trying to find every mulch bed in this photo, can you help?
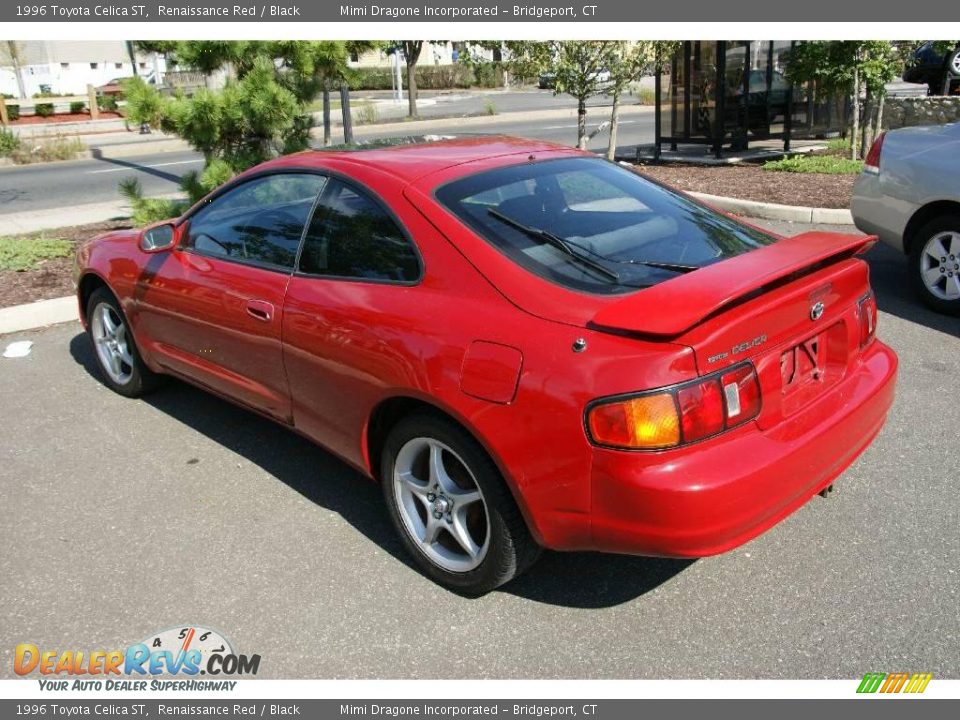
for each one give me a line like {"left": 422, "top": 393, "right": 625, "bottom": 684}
{"left": 635, "top": 163, "right": 856, "bottom": 210}
{"left": 0, "top": 220, "right": 132, "bottom": 310}
{"left": 6, "top": 112, "right": 123, "bottom": 125}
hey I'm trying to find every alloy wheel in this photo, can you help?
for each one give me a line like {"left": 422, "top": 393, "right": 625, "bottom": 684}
{"left": 392, "top": 437, "right": 490, "bottom": 573}
{"left": 91, "top": 302, "right": 134, "bottom": 385}
{"left": 920, "top": 231, "right": 960, "bottom": 301}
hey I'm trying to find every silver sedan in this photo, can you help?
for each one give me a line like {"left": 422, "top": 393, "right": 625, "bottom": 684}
{"left": 851, "top": 122, "right": 960, "bottom": 315}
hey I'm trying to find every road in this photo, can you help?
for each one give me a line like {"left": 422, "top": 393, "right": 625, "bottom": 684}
{"left": 0, "top": 220, "right": 957, "bottom": 679}
{"left": 0, "top": 100, "right": 655, "bottom": 216}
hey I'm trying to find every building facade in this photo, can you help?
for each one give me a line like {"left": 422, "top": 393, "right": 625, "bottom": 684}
{"left": 0, "top": 41, "right": 164, "bottom": 98}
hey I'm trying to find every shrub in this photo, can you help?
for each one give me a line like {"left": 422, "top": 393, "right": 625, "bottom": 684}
{"left": 34, "top": 103, "right": 55, "bottom": 118}
{"left": 0, "top": 128, "right": 20, "bottom": 156}
{"left": 99, "top": 95, "right": 119, "bottom": 112}
{"left": 416, "top": 64, "right": 476, "bottom": 89}
{"left": 474, "top": 62, "right": 504, "bottom": 88}
{"left": 118, "top": 178, "right": 190, "bottom": 226}
{"left": 762, "top": 154, "right": 863, "bottom": 174}
{"left": 120, "top": 77, "right": 162, "bottom": 128}
{"left": 2, "top": 94, "right": 19, "bottom": 121}
{"left": 69, "top": 101, "right": 86, "bottom": 114}
{"left": 354, "top": 102, "right": 380, "bottom": 125}
{"left": 484, "top": 99, "right": 498, "bottom": 116}
{"left": 347, "top": 64, "right": 491, "bottom": 91}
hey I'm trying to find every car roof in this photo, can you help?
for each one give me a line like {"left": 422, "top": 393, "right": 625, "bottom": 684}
{"left": 255, "top": 135, "right": 583, "bottom": 184}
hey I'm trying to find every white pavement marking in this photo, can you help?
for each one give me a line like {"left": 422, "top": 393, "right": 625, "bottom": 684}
{"left": 86, "top": 159, "right": 203, "bottom": 174}
{"left": 540, "top": 120, "right": 639, "bottom": 131}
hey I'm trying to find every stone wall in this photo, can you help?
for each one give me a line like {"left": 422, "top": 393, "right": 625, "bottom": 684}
{"left": 884, "top": 97, "right": 960, "bottom": 130}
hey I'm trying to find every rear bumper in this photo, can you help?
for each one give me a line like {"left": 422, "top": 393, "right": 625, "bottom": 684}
{"left": 585, "top": 340, "right": 898, "bottom": 556}
{"left": 851, "top": 173, "right": 910, "bottom": 252}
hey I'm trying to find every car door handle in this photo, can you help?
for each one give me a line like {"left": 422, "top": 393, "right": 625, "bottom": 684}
{"left": 245, "top": 299, "right": 274, "bottom": 322}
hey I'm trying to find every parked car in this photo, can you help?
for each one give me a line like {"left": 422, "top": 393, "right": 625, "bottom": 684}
{"left": 902, "top": 41, "right": 960, "bottom": 96}
{"left": 851, "top": 122, "right": 960, "bottom": 315}
{"left": 76, "top": 136, "right": 898, "bottom": 594}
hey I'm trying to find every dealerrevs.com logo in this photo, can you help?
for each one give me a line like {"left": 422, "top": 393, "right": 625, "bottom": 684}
{"left": 856, "top": 673, "right": 933, "bottom": 694}
{"left": 14, "top": 626, "right": 260, "bottom": 692}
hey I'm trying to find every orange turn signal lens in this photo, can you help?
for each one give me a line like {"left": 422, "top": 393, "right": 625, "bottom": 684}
{"left": 587, "top": 392, "right": 681, "bottom": 450}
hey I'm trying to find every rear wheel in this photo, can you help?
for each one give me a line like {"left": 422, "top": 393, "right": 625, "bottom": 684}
{"left": 381, "top": 413, "right": 540, "bottom": 595}
{"left": 86, "top": 287, "right": 160, "bottom": 397}
{"left": 910, "top": 215, "right": 960, "bottom": 316}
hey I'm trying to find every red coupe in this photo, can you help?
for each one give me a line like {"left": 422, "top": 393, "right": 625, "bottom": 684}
{"left": 75, "top": 136, "right": 898, "bottom": 594}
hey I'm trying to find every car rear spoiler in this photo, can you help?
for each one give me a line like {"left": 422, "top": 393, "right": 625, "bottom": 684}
{"left": 590, "top": 232, "right": 876, "bottom": 338}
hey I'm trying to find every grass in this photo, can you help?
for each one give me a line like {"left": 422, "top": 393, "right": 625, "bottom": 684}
{"left": 306, "top": 98, "right": 343, "bottom": 113}
{"left": 0, "top": 128, "right": 20, "bottom": 157}
{"left": 354, "top": 102, "right": 380, "bottom": 125}
{"left": 484, "top": 99, "right": 498, "bottom": 116}
{"left": 0, "top": 235, "right": 73, "bottom": 272}
{"left": 11, "top": 135, "right": 86, "bottom": 164}
{"left": 762, "top": 154, "right": 863, "bottom": 175}
{"left": 631, "top": 86, "right": 656, "bottom": 105}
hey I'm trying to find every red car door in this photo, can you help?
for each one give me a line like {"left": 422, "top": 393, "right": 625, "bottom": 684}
{"left": 281, "top": 177, "right": 423, "bottom": 462}
{"left": 134, "top": 172, "right": 327, "bottom": 421}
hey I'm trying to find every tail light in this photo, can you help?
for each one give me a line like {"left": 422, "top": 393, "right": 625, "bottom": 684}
{"left": 586, "top": 363, "right": 761, "bottom": 450}
{"left": 858, "top": 291, "right": 877, "bottom": 347}
{"left": 863, "top": 132, "right": 886, "bottom": 174}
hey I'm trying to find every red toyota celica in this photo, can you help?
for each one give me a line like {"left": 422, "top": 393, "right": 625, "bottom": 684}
{"left": 75, "top": 136, "right": 898, "bottom": 594}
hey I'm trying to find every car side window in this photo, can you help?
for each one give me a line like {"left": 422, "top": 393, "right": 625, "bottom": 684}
{"left": 298, "top": 179, "right": 420, "bottom": 282}
{"left": 184, "top": 173, "right": 326, "bottom": 271}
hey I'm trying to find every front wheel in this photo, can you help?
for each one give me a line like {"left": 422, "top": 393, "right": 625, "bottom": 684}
{"left": 86, "top": 287, "right": 160, "bottom": 397}
{"left": 909, "top": 215, "right": 960, "bottom": 316}
{"left": 381, "top": 413, "right": 540, "bottom": 595}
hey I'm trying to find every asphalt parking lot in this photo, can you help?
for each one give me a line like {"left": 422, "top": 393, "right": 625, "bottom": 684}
{"left": 0, "top": 221, "right": 957, "bottom": 679}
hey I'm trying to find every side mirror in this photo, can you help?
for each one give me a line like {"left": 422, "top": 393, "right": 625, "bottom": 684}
{"left": 140, "top": 223, "right": 177, "bottom": 253}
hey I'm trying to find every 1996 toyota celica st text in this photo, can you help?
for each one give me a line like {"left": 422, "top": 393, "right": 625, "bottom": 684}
{"left": 76, "top": 137, "right": 898, "bottom": 594}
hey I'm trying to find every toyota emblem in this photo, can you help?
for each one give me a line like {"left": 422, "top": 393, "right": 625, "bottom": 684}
{"left": 810, "top": 301, "right": 825, "bottom": 321}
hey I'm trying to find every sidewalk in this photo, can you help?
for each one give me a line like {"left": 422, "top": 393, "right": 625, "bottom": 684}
{"left": 1, "top": 193, "right": 181, "bottom": 234}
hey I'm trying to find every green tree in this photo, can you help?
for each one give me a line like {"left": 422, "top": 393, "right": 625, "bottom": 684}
{"left": 391, "top": 41, "right": 446, "bottom": 118}
{"left": 121, "top": 41, "right": 356, "bottom": 222}
{"left": 604, "top": 41, "right": 679, "bottom": 160}
{"left": 787, "top": 41, "right": 900, "bottom": 160}
{"left": 506, "top": 41, "right": 617, "bottom": 149}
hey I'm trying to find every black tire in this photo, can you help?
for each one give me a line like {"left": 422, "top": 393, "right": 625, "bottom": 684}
{"left": 86, "top": 287, "right": 161, "bottom": 397}
{"left": 381, "top": 412, "right": 540, "bottom": 595}
{"left": 909, "top": 214, "right": 960, "bottom": 316}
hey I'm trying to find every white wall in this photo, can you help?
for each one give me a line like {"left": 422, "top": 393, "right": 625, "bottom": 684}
{"left": 0, "top": 41, "right": 163, "bottom": 98}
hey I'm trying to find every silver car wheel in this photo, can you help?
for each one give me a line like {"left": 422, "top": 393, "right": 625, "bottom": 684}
{"left": 91, "top": 302, "right": 134, "bottom": 385}
{"left": 951, "top": 52, "right": 960, "bottom": 75}
{"left": 920, "top": 231, "right": 960, "bottom": 301}
{"left": 392, "top": 437, "right": 490, "bottom": 573}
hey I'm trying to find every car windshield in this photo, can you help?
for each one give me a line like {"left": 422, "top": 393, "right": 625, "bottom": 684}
{"left": 436, "top": 156, "right": 777, "bottom": 295}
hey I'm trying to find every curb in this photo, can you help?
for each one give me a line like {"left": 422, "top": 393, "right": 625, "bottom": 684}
{"left": 0, "top": 296, "right": 78, "bottom": 336}
{"left": 690, "top": 192, "right": 854, "bottom": 225}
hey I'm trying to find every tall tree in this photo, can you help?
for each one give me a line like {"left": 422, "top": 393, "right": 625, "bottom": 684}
{"left": 120, "top": 41, "right": 357, "bottom": 222}
{"left": 788, "top": 41, "right": 901, "bottom": 160}
{"left": 604, "top": 41, "right": 679, "bottom": 160}
{"left": 395, "top": 41, "right": 425, "bottom": 118}
{"left": 506, "top": 41, "right": 616, "bottom": 149}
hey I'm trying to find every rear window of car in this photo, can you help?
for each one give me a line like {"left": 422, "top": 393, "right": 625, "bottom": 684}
{"left": 435, "top": 157, "right": 776, "bottom": 295}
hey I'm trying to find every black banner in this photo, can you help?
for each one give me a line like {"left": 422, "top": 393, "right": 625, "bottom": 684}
{"left": 0, "top": 0, "right": 943, "bottom": 23}
{"left": 1, "top": 700, "right": 959, "bottom": 720}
